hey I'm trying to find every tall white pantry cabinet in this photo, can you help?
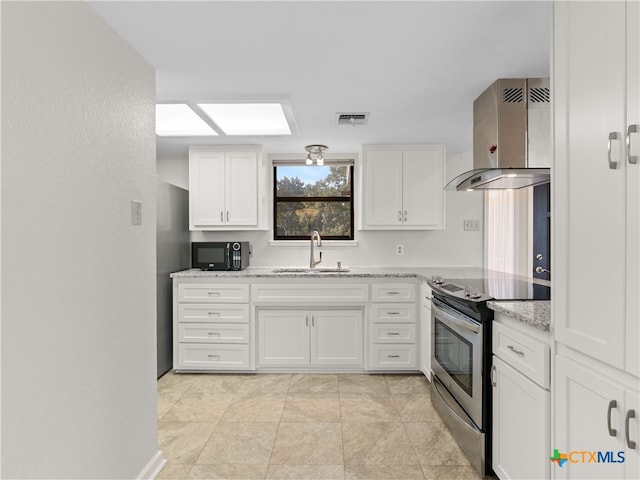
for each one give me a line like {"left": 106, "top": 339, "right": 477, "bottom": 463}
{"left": 553, "top": 2, "right": 640, "bottom": 479}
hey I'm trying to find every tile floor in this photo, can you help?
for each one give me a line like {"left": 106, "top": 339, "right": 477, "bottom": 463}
{"left": 157, "top": 372, "right": 483, "bottom": 480}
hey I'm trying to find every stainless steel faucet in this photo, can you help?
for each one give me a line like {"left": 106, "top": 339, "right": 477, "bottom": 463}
{"left": 309, "top": 230, "right": 322, "bottom": 268}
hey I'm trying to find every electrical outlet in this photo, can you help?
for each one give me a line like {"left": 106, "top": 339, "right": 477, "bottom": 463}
{"left": 396, "top": 244, "right": 404, "bottom": 255}
{"left": 463, "top": 219, "right": 480, "bottom": 231}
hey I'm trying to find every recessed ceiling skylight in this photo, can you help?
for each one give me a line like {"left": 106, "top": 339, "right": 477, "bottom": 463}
{"left": 155, "top": 104, "right": 217, "bottom": 136}
{"left": 198, "top": 103, "right": 291, "bottom": 135}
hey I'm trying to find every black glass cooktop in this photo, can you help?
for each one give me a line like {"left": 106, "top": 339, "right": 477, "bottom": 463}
{"left": 444, "top": 278, "right": 551, "bottom": 301}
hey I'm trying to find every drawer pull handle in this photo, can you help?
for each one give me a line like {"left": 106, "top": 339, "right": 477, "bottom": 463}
{"left": 507, "top": 345, "right": 525, "bottom": 356}
{"left": 387, "top": 312, "right": 401, "bottom": 316}
{"left": 207, "top": 312, "right": 220, "bottom": 316}
{"left": 207, "top": 332, "right": 221, "bottom": 336}
{"left": 386, "top": 291, "right": 400, "bottom": 295}
{"left": 386, "top": 332, "right": 400, "bottom": 336}
{"left": 208, "top": 354, "right": 221, "bottom": 359}
{"left": 491, "top": 365, "right": 497, "bottom": 387}
{"left": 608, "top": 400, "right": 618, "bottom": 437}
{"left": 387, "top": 354, "right": 401, "bottom": 358}
{"left": 626, "top": 409, "right": 637, "bottom": 449}
{"left": 207, "top": 291, "right": 221, "bottom": 296}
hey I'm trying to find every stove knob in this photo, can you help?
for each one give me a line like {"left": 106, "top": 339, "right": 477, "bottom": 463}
{"left": 432, "top": 276, "right": 444, "bottom": 285}
{"left": 465, "top": 287, "right": 482, "bottom": 299}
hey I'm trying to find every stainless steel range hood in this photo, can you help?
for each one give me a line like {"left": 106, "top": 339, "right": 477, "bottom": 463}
{"left": 447, "top": 78, "right": 551, "bottom": 191}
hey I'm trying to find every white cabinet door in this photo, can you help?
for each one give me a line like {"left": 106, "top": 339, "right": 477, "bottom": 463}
{"left": 364, "top": 149, "right": 403, "bottom": 226}
{"left": 554, "top": 1, "right": 627, "bottom": 369}
{"left": 257, "top": 309, "right": 364, "bottom": 368}
{"left": 226, "top": 151, "right": 258, "bottom": 226}
{"left": 402, "top": 147, "right": 444, "bottom": 228}
{"left": 555, "top": 355, "right": 626, "bottom": 480}
{"left": 362, "top": 146, "right": 444, "bottom": 230}
{"left": 257, "top": 310, "right": 309, "bottom": 366}
{"left": 626, "top": 0, "right": 640, "bottom": 378}
{"left": 625, "top": 389, "right": 640, "bottom": 480}
{"left": 190, "top": 150, "right": 225, "bottom": 227}
{"left": 189, "top": 147, "right": 262, "bottom": 230}
{"left": 310, "top": 310, "right": 363, "bottom": 366}
{"left": 492, "top": 356, "right": 549, "bottom": 480}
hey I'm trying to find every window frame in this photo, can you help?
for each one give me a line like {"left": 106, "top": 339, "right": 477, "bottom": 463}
{"left": 272, "top": 163, "right": 355, "bottom": 241}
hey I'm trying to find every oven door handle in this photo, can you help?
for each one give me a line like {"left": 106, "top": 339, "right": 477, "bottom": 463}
{"left": 432, "top": 299, "right": 481, "bottom": 334}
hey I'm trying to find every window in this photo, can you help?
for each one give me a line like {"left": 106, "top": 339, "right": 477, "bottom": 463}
{"left": 273, "top": 162, "right": 354, "bottom": 240}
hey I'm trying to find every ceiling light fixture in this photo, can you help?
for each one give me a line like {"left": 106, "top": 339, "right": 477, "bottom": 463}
{"left": 305, "top": 144, "right": 328, "bottom": 166}
{"left": 155, "top": 104, "right": 217, "bottom": 136}
{"left": 198, "top": 103, "right": 291, "bottom": 135}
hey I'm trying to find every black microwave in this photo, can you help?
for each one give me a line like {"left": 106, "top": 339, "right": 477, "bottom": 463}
{"left": 191, "top": 242, "right": 250, "bottom": 271}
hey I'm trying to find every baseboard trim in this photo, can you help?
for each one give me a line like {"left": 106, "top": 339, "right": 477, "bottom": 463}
{"left": 137, "top": 450, "right": 167, "bottom": 479}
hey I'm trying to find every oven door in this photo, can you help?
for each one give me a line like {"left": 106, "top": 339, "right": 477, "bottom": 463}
{"left": 431, "top": 297, "right": 484, "bottom": 428}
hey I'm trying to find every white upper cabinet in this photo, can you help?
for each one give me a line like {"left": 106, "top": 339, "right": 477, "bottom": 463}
{"left": 361, "top": 145, "right": 444, "bottom": 230}
{"left": 554, "top": 1, "right": 639, "bottom": 373}
{"left": 189, "top": 146, "right": 265, "bottom": 230}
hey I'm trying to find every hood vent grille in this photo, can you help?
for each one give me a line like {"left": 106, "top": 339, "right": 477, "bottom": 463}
{"left": 530, "top": 86, "right": 550, "bottom": 104}
{"left": 336, "top": 112, "right": 369, "bottom": 126}
{"left": 503, "top": 87, "right": 524, "bottom": 104}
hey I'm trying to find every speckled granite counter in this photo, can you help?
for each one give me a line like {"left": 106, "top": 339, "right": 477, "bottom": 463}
{"left": 488, "top": 300, "right": 551, "bottom": 332}
{"left": 170, "top": 266, "right": 547, "bottom": 284}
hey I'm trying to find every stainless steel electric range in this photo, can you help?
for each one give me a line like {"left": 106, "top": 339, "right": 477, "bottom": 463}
{"left": 427, "top": 276, "right": 551, "bottom": 477}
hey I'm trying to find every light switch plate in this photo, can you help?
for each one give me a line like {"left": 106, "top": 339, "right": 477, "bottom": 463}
{"left": 131, "top": 200, "right": 142, "bottom": 225}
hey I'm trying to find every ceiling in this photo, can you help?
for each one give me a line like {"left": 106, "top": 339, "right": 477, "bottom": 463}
{"left": 89, "top": 1, "right": 552, "bottom": 159}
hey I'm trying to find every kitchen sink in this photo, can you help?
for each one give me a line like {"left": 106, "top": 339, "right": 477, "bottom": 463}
{"left": 271, "top": 267, "right": 351, "bottom": 274}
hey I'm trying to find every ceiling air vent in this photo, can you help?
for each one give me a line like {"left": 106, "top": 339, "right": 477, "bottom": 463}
{"left": 336, "top": 112, "right": 369, "bottom": 126}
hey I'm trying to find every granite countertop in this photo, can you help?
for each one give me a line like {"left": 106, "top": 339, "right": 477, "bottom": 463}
{"left": 488, "top": 300, "right": 551, "bottom": 332}
{"left": 171, "top": 266, "right": 552, "bottom": 331}
{"left": 170, "top": 266, "right": 488, "bottom": 280}
{"left": 170, "top": 266, "right": 550, "bottom": 284}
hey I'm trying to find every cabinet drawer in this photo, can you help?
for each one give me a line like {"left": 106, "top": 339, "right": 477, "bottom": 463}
{"left": 370, "top": 303, "right": 416, "bottom": 323}
{"left": 178, "top": 283, "right": 249, "bottom": 303}
{"left": 369, "top": 344, "right": 417, "bottom": 369}
{"left": 493, "top": 321, "right": 550, "bottom": 389}
{"left": 178, "top": 304, "right": 249, "bottom": 323}
{"left": 179, "top": 323, "right": 250, "bottom": 343}
{"left": 177, "top": 343, "right": 250, "bottom": 370}
{"left": 371, "top": 323, "right": 416, "bottom": 343}
{"left": 371, "top": 283, "right": 416, "bottom": 302}
{"left": 251, "top": 283, "right": 369, "bottom": 303}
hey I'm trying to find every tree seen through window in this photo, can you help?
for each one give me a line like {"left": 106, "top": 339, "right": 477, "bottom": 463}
{"left": 274, "top": 165, "right": 354, "bottom": 240}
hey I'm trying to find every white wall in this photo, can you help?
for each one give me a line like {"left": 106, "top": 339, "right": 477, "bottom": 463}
{"left": 1, "top": 2, "right": 160, "bottom": 478}
{"left": 159, "top": 149, "right": 484, "bottom": 267}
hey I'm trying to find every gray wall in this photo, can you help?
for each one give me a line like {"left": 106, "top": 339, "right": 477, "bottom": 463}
{"left": 1, "top": 2, "right": 160, "bottom": 477}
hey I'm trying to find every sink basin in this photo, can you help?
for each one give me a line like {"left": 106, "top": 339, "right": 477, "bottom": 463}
{"left": 271, "top": 267, "right": 350, "bottom": 274}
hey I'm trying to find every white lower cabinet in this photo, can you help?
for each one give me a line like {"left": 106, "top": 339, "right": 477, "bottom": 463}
{"left": 257, "top": 309, "right": 363, "bottom": 368}
{"left": 555, "top": 355, "right": 639, "bottom": 480}
{"left": 368, "top": 281, "right": 418, "bottom": 371}
{"left": 492, "top": 356, "right": 549, "bottom": 480}
{"left": 492, "top": 318, "right": 551, "bottom": 480}
{"left": 174, "top": 281, "right": 252, "bottom": 371}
